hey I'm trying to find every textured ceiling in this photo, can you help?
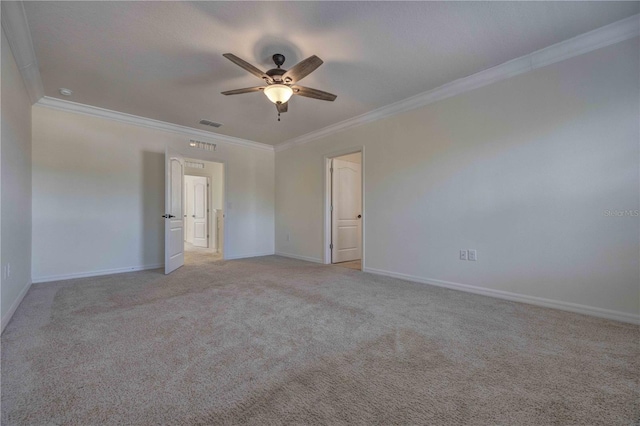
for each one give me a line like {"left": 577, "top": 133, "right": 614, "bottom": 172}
{"left": 24, "top": 1, "right": 639, "bottom": 145}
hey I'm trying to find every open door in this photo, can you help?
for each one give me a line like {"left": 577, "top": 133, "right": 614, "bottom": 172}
{"left": 164, "top": 148, "right": 184, "bottom": 274}
{"left": 331, "top": 158, "right": 362, "bottom": 263}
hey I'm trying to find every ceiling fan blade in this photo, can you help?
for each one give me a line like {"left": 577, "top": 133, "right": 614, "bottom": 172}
{"left": 276, "top": 102, "right": 288, "bottom": 113}
{"left": 283, "top": 55, "right": 323, "bottom": 83}
{"left": 223, "top": 53, "right": 271, "bottom": 82}
{"left": 292, "top": 85, "right": 337, "bottom": 101}
{"left": 221, "top": 86, "right": 265, "bottom": 95}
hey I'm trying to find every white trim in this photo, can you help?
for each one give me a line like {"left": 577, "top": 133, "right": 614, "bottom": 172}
{"left": 363, "top": 267, "right": 640, "bottom": 325}
{"left": 275, "top": 14, "right": 640, "bottom": 152}
{"left": 36, "top": 97, "right": 275, "bottom": 152}
{"left": 1, "top": 280, "right": 32, "bottom": 333}
{"left": 225, "top": 251, "right": 275, "bottom": 260}
{"left": 275, "top": 252, "right": 324, "bottom": 264}
{"left": 32, "top": 263, "right": 163, "bottom": 284}
{"left": 1, "top": 0, "right": 44, "bottom": 104}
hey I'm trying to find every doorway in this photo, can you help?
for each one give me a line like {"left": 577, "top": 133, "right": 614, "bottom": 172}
{"left": 325, "top": 150, "right": 363, "bottom": 271}
{"left": 183, "top": 159, "right": 224, "bottom": 265}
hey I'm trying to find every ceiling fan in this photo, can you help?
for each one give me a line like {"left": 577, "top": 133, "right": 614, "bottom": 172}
{"left": 221, "top": 53, "right": 337, "bottom": 121}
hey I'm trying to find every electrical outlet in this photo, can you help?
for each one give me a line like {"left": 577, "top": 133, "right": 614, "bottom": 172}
{"left": 460, "top": 250, "right": 467, "bottom": 260}
{"left": 468, "top": 250, "right": 477, "bottom": 261}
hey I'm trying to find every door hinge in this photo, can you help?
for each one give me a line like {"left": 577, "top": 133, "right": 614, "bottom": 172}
{"left": 330, "top": 205, "right": 333, "bottom": 211}
{"left": 330, "top": 243, "right": 333, "bottom": 250}
{"left": 330, "top": 167, "right": 333, "bottom": 173}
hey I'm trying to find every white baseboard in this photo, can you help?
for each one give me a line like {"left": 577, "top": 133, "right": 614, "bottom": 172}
{"left": 225, "top": 251, "right": 275, "bottom": 260}
{"left": 275, "top": 252, "right": 324, "bottom": 264}
{"left": 32, "top": 263, "right": 164, "bottom": 284}
{"left": 363, "top": 267, "right": 640, "bottom": 325}
{"left": 1, "top": 280, "right": 32, "bottom": 334}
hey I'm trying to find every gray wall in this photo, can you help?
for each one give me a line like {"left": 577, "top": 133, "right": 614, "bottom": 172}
{"left": 1, "top": 27, "right": 33, "bottom": 331}
{"left": 275, "top": 38, "right": 640, "bottom": 320}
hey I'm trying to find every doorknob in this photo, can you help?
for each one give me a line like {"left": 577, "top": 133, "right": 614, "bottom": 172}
{"left": 162, "top": 214, "right": 176, "bottom": 219}
{"left": 192, "top": 215, "right": 196, "bottom": 218}
{"left": 357, "top": 214, "right": 362, "bottom": 219}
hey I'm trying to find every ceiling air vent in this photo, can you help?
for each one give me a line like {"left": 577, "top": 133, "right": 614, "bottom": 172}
{"left": 199, "top": 119, "right": 222, "bottom": 128}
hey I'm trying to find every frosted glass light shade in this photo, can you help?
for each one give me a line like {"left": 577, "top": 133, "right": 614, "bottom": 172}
{"left": 263, "top": 84, "right": 293, "bottom": 104}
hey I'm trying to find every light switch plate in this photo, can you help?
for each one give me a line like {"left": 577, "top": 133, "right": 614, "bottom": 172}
{"left": 468, "top": 250, "right": 477, "bottom": 261}
{"left": 460, "top": 250, "right": 467, "bottom": 260}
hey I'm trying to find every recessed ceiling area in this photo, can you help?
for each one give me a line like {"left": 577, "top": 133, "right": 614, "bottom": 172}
{"left": 23, "top": 1, "right": 639, "bottom": 145}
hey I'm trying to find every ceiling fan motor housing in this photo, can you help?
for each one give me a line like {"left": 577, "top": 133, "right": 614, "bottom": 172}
{"left": 265, "top": 68, "right": 286, "bottom": 83}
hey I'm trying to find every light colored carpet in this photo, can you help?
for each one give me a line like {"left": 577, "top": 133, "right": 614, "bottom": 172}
{"left": 2, "top": 255, "right": 638, "bottom": 425}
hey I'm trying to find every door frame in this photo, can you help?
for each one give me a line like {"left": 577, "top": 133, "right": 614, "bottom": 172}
{"left": 323, "top": 146, "right": 365, "bottom": 268}
{"left": 170, "top": 146, "right": 228, "bottom": 260}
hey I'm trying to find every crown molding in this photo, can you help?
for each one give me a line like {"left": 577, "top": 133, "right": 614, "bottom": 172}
{"left": 1, "top": 0, "right": 44, "bottom": 104}
{"left": 36, "top": 97, "right": 275, "bottom": 152}
{"left": 275, "top": 14, "right": 640, "bottom": 152}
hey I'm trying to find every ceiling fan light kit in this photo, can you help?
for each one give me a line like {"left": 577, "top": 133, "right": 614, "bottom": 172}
{"left": 263, "top": 84, "right": 293, "bottom": 104}
{"left": 221, "top": 52, "right": 337, "bottom": 121}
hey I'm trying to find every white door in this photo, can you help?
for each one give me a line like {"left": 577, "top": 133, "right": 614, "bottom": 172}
{"left": 331, "top": 158, "right": 362, "bottom": 263}
{"left": 165, "top": 148, "right": 184, "bottom": 274}
{"left": 192, "top": 176, "right": 208, "bottom": 248}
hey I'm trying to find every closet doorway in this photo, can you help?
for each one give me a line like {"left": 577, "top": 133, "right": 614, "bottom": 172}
{"left": 324, "top": 150, "right": 364, "bottom": 271}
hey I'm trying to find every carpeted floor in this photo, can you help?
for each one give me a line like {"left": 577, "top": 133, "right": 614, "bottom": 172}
{"left": 1, "top": 252, "right": 638, "bottom": 425}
